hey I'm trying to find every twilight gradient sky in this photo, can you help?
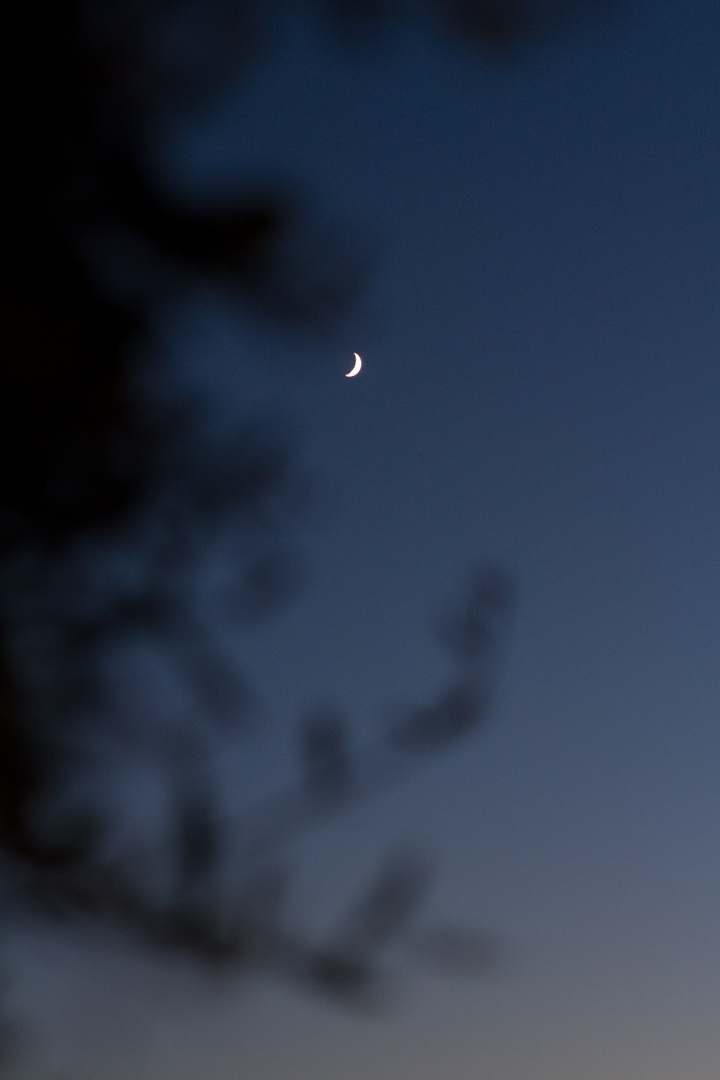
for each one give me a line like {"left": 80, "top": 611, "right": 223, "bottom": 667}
{"left": 12, "top": 3, "right": 720, "bottom": 1079}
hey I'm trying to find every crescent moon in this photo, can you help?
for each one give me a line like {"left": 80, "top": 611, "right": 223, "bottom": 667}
{"left": 346, "top": 353, "right": 362, "bottom": 378}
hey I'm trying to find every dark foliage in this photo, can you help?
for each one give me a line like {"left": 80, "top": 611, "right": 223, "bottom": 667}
{"left": 443, "top": 0, "right": 619, "bottom": 46}
{"left": 0, "top": 0, "right": 617, "bottom": 1049}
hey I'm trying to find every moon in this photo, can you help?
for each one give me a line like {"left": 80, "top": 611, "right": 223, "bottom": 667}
{"left": 346, "top": 353, "right": 362, "bottom": 378}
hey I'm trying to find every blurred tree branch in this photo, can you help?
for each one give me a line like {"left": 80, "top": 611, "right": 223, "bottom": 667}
{"left": 1, "top": 0, "right": 618, "bottom": 1051}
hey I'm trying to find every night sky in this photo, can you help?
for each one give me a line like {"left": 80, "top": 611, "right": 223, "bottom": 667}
{"left": 10, "top": 2, "right": 720, "bottom": 1079}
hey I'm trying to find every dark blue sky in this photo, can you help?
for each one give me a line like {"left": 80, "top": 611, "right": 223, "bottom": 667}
{"left": 14, "top": 3, "right": 720, "bottom": 1079}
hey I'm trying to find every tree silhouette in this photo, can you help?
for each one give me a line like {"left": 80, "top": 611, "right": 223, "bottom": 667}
{"left": 0, "top": 0, "right": 618, "bottom": 1062}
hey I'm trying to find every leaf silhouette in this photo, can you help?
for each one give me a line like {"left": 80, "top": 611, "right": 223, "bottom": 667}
{"left": 328, "top": 850, "right": 431, "bottom": 960}
{"left": 407, "top": 925, "right": 504, "bottom": 977}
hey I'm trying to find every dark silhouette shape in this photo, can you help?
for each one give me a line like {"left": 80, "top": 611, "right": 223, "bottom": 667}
{"left": 0, "top": 0, "right": 620, "bottom": 1059}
